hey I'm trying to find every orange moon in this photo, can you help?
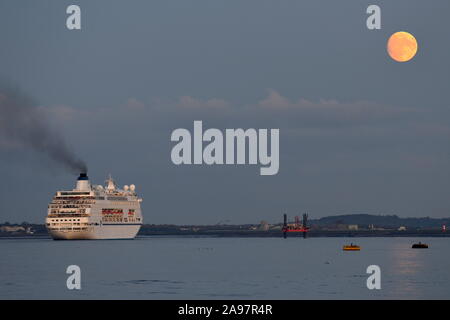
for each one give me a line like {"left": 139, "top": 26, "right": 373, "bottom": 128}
{"left": 387, "top": 31, "right": 418, "bottom": 62}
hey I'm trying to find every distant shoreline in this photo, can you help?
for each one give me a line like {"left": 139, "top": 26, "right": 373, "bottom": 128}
{"left": 138, "top": 230, "right": 450, "bottom": 238}
{"left": 3, "top": 213, "right": 449, "bottom": 239}
{"left": 1, "top": 228, "right": 449, "bottom": 239}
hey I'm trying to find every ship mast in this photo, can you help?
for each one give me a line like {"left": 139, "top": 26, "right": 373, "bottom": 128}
{"left": 105, "top": 174, "right": 116, "bottom": 191}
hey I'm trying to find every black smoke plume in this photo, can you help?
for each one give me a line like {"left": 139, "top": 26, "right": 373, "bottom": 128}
{"left": 0, "top": 83, "right": 87, "bottom": 173}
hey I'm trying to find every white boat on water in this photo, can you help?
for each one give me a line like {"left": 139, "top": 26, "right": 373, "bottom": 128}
{"left": 45, "top": 173, "right": 143, "bottom": 240}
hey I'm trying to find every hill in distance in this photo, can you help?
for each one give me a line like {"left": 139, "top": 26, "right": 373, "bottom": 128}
{"left": 309, "top": 214, "right": 450, "bottom": 229}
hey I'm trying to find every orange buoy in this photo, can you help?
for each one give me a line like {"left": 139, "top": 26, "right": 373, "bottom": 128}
{"left": 343, "top": 243, "right": 360, "bottom": 251}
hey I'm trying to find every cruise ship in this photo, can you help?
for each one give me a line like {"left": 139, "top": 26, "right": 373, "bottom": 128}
{"left": 45, "top": 173, "right": 143, "bottom": 240}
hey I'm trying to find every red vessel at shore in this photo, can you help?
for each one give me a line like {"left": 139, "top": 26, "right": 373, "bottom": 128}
{"left": 282, "top": 214, "right": 310, "bottom": 238}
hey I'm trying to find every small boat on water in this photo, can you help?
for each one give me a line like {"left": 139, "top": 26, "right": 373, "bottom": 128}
{"left": 343, "top": 243, "right": 360, "bottom": 251}
{"left": 412, "top": 242, "right": 428, "bottom": 249}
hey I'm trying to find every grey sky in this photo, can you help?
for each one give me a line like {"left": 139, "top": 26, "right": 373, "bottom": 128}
{"left": 0, "top": 0, "right": 449, "bottom": 224}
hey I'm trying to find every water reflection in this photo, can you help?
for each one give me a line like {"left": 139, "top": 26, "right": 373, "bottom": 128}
{"left": 388, "top": 241, "right": 426, "bottom": 298}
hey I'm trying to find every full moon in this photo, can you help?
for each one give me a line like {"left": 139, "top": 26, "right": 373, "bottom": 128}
{"left": 387, "top": 31, "right": 418, "bottom": 62}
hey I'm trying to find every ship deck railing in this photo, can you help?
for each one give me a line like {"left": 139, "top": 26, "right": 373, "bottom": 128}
{"left": 47, "top": 213, "right": 90, "bottom": 218}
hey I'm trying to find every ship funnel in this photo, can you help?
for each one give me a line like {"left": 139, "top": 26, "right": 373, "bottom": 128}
{"left": 75, "top": 172, "right": 91, "bottom": 191}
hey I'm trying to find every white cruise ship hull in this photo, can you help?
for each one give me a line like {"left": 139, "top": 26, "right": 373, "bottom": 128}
{"left": 48, "top": 224, "right": 141, "bottom": 240}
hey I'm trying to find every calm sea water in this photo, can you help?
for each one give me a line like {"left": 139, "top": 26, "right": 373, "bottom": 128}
{"left": 1, "top": 236, "right": 449, "bottom": 299}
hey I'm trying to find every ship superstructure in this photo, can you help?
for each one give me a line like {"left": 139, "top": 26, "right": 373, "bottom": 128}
{"left": 45, "top": 173, "right": 143, "bottom": 240}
